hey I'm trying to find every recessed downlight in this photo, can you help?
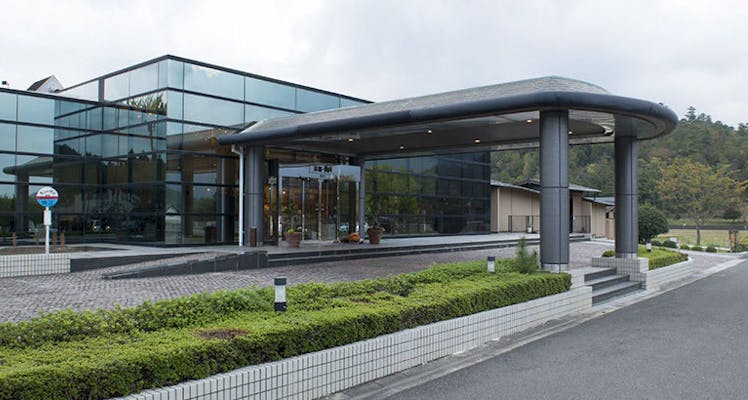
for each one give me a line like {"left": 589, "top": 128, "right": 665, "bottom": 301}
{"left": 474, "top": 138, "right": 481, "bottom": 144}
{"left": 399, "top": 145, "right": 405, "bottom": 150}
{"left": 347, "top": 138, "right": 354, "bottom": 142}
{"left": 526, "top": 119, "right": 533, "bottom": 123}
{"left": 426, "top": 129, "right": 433, "bottom": 134}
{"left": 568, "top": 130, "right": 573, "bottom": 135}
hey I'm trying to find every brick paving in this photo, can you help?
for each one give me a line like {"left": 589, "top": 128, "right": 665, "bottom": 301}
{"left": 0, "top": 240, "right": 737, "bottom": 322}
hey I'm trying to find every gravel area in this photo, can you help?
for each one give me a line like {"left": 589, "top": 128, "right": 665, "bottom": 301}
{"left": 0, "top": 240, "right": 737, "bottom": 322}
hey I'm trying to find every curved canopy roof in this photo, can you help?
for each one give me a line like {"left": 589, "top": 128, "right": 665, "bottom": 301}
{"left": 219, "top": 76, "right": 678, "bottom": 159}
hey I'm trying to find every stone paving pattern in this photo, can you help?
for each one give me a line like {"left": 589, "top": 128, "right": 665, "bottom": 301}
{"left": 0, "top": 241, "right": 733, "bottom": 322}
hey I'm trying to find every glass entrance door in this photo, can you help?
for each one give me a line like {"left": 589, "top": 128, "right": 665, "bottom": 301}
{"left": 279, "top": 165, "right": 360, "bottom": 242}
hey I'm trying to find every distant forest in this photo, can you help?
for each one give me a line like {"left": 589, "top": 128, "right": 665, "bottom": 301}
{"left": 491, "top": 107, "right": 748, "bottom": 218}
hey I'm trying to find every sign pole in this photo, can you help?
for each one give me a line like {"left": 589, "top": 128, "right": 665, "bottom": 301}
{"left": 44, "top": 207, "right": 51, "bottom": 255}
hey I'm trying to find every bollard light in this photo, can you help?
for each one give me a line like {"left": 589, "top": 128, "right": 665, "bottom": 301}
{"left": 487, "top": 256, "right": 495, "bottom": 274}
{"left": 646, "top": 241, "right": 652, "bottom": 252}
{"left": 274, "top": 277, "right": 287, "bottom": 312}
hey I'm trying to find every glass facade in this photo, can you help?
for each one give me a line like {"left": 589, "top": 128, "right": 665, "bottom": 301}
{"left": 0, "top": 55, "right": 489, "bottom": 245}
{"left": 365, "top": 153, "right": 491, "bottom": 235}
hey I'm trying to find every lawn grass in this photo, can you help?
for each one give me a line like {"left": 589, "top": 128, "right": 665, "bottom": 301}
{"left": 656, "top": 229, "right": 734, "bottom": 248}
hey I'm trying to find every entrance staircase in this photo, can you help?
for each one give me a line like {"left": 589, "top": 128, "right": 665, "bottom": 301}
{"left": 583, "top": 267, "right": 642, "bottom": 304}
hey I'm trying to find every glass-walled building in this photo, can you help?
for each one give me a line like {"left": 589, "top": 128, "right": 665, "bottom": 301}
{"left": 0, "top": 55, "right": 490, "bottom": 245}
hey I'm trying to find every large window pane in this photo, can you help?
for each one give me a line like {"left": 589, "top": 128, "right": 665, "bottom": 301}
{"left": 15, "top": 155, "right": 53, "bottom": 184}
{"left": 341, "top": 97, "right": 367, "bottom": 108}
{"left": 129, "top": 63, "right": 160, "bottom": 96}
{"left": 0, "top": 124, "right": 16, "bottom": 152}
{"left": 245, "top": 77, "right": 296, "bottom": 110}
{"left": 17, "top": 125, "right": 53, "bottom": 154}
{"left": 17, "top": 95, "right": 54, "bottom": 125}
{"left": 104, "top": 72, "right": 129, "bottom": 101}
{"left": 296, "top": 89, "right": 340, "bottom": 112}
{"left": 184, "top": 64, "right": 243, "bottom": 100}
{"left": 244, "top": 104, "right": 294, "bottom": 123}
{"left": 0, "top": 92, "right": 17, "bottom": 120}
{"left": 59, "top": 81, "right": 98, "bottom": 101}
{"left": 0, "top": 153, "right": 15, "bottom": 182}
{"left": 167, "top": 91, "right": 183, "bottom": 119}
{"left": 167, "top": 60, "right": 184, "bottom": 89}
{"left": 183, "top": 94, "right": 243, "bottom": 127}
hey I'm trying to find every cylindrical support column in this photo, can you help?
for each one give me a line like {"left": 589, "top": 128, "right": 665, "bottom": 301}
{"left": 615, "top": 134, "right": 638, "bottom": 258}
{"left": 539, "top": 110, "right": 570, "bottom": 272}
{"left": 352, "top": 158, "right": 366, "bottom": 238}
{"left": 245, "top": 145, "right": 265, "bottom": 247}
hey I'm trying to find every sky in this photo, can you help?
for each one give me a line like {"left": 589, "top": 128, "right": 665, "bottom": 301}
{"left": 1, "top": 0, "right": 746, "bottom": 127}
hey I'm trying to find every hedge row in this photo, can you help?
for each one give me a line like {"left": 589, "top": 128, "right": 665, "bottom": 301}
{"left": 0, "top": 261, "right": 570, "bottom": 400}
{"left": 601, "top": 246, "right": 688, "bottom": 270}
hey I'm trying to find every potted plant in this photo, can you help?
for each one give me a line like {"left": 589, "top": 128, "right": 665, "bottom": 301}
{"left": 366, "top": 223, "right": 385, "bottom": 244}
{"left": 286, "top": 228, "right": 302, "bottom": 248}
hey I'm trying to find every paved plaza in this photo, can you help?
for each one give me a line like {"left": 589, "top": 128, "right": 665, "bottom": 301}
{"left": 0, "top": 240, "right": 734, "bottom": 322}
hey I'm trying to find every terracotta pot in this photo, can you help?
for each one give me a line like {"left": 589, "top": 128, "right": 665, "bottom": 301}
{"left": 367, "top": 229, "right": 383, "bottom": 244}
{"left": 286, "top": 232, "right": 302, "bottom": 248}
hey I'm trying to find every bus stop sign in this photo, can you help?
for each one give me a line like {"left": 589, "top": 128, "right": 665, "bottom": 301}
{"left": 36, "top": 186, "right": 59, "bottom": 208}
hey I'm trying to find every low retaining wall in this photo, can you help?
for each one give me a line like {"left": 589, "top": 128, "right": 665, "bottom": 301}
{"left": 642, "top": 258, "right": 694, "bottom": 290}
{"left": 114, "top": 286, "right": 592, "bottom": 400}
{"left": 591, "top": 256, "right": 694, "bottom": 290}
{"left": 0, "top": 253, "right": 70, "bottom": 278}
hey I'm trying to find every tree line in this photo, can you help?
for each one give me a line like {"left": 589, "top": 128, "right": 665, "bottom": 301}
{"left": 491, "top": 107, "right": 748, "bottom": 242}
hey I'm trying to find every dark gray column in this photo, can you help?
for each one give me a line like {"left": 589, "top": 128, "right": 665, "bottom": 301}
{"left": 351, "top": 158, "right": 366, "bottom": 238}
{"left": 540, "top": 110, "right": 570, "bottom": 272}
{"left": 615, "top": 133, "right": 638, "bottom": 258}
{"left": 245, "top": 145, "right": 265, "bottom": 246}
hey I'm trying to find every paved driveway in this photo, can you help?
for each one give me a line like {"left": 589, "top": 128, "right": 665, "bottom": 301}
{"left": 0, "top": 241, "right": 730, "bottom": 322}
{"left": 382, "top": 259, "right": 748, "bottom": 400}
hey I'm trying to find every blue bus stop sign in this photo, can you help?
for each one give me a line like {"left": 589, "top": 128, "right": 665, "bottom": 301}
{"left": 36, "top": 186, "right": 59, "bottom": 208}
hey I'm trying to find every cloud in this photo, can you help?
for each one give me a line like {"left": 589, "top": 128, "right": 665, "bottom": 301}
{"left": 0, "top": 0, "right": 745, "bottom": 126}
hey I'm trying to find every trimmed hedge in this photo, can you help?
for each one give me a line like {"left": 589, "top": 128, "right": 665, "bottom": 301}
{"left": 638, "top": 246, "right": 689, "bottom": 270}
{"left": 0, "top": 260, "right": 570, "bottom": 400}
{"left": 600, "top": 246, "right": 688, "bottom": 270}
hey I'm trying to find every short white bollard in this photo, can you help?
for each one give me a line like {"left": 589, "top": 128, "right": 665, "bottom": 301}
{"left": 646, "top": 241, "right": 652, "bottom": 252}
{"left": 274, "top": 277, "right": 287, "bottom": 312}
{"left": 487, "top": 256, "right": 495, "bottom": 274}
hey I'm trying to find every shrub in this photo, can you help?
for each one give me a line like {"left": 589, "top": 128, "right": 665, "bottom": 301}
{"left": 662, "top": 240, "right": 678, "bottom": 249}
{"left": 0, "top": 261, "right": 570, "bottom": 400}
{"left": 691, "top": 245, "right": 703, "bottom": 251}
{"left": 706, "top": 246, "right": 717, "bottom": 253}
{"left": 638, "top": 205, "right": 669, "bottom": 243}
{"left": 601, "top": 250, "right": 615, "bottom": 257}
{"left": 680, "top": 244, "right": 690, "bottom": 250}
{"left": 637, "top": 246, "right": 689, "bottom": 270}
{"left": 651, "top": 240, "right": 662, "bottom": 247}
{"left": 511, "top": 238, "right": 538, "bottom": 274}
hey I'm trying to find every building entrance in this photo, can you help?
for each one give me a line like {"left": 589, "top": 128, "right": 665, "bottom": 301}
{"left": 276, "top": 165, "right": 359, "bottom": 242}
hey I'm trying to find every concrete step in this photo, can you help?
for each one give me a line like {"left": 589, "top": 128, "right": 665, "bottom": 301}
{"left": 592, "top": 281, "right": 642, "bottom": 304}
{"left": 583, "top": 267, "right": 617, "bottom": 282}
{"left": 585, "top": 274, "right": 631, "bottom": 291}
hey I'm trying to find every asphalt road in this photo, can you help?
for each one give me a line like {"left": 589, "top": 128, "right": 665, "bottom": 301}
{"left": 383, "top": 260, "right": 748, "bottom": 400}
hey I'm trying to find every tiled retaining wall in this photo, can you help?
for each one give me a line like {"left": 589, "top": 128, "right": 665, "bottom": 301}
{"left": 0, "top": 253, "right": 70, "bottom": 278}
{"left": 642, "top": 259, "right": 694, "bottom": 290}
{"left": 115, "top": 286, "right": 592, "bottom": 400}
{"left": 592, "top": 256, "right": 694, "bottom": 290}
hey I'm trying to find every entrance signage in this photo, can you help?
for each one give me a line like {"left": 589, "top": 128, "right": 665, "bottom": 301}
{"left": 36, "top": 186, "right": 59, "bottom": 208}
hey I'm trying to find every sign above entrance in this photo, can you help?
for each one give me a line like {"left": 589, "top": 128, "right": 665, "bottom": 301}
{"left": 36, "top": 186, "right": 59, "bottom": 208}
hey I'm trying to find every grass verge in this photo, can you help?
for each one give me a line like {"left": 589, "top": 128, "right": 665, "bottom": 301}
{"left": 0, "top": 259, "right": 569, "bottom": 400}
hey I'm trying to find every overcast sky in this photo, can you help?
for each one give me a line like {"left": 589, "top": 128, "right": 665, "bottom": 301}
{"left": 1, "top": 0, "right": 745, "bottom": 127}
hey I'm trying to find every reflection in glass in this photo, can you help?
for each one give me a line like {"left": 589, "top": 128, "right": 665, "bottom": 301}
{"left": 17, "top": 95, "right": 54, "bottom": 125}
{"left": 184, "top": 64, "right": 243, "bottom": 100}
{"left": 0, "top": 124, "right": 16, "bottom": 152}
{"left": 0, "top": 92, "right": 17, "bottom": 120}
{"left": 183, "top": 94, "right": 244, "bottom": 127}
{"left": 17, "top": 125, "right": 53, "bottom": 154}
{"left": 104, "top": 72, "right": 129, "bottom": 101}
{"left": 296, "top": 89, "right": 340, "bottom": 112}
{"left": 129, "top": 63, "right": 159, "bottom": 97}
{"left": 245, "top": 77, "right": 296, "bottom": 110}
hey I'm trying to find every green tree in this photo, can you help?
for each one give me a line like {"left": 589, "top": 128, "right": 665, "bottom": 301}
{"left": 657, "top": 159, "right": 746, "bottom": 244}
{"left": 638, "top": 204, "right": 668, "bottom": 243}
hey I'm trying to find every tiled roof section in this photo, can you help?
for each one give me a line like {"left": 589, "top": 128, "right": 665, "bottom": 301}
{"left": 250, "top": 76, "right": 609, "bottom": 132}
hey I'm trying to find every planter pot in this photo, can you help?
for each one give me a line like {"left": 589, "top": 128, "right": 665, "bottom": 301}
{"left": 367, "top": 229, "right": 383, "bottom": 244}
{"left": 286, "top": 232, "right": 302, "bottom": 248}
